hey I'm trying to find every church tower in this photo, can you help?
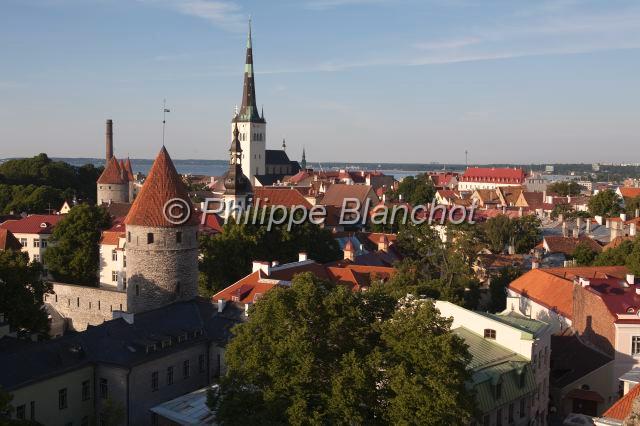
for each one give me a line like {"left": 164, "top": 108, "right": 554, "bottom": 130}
{"left": 232, "top": 20, "right": 266, "bottom": 183}
{"left": 123, "top": 146, "right": 199, "bottom": 314}
{"left": 223, "top": 123, "right": 252, "bottom": 216}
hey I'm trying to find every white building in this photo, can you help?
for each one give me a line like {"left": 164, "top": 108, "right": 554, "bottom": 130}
{"left": 98, "top": 223, "right": 127, "bottom": 290}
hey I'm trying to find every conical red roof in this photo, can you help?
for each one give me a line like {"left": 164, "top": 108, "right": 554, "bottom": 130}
{"left": 98, "top": 156, "right": 127, "bottom": 184}
{"left": 124, "top": 147, "right": 197, "bottom": 227}
{"left": 124, "top": 158, "right": 135, "bottom": 181}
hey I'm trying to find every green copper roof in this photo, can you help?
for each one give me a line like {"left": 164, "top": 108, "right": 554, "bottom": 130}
{"left": 454, "top": 327, "right": 536, "bottom": 413}
{"left": 475, "top": 310, "right": 548, "bottom": 339}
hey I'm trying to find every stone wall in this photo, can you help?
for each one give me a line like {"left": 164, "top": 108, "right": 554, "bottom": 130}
{"left": 97, "top": 183, "right": 129, "bottom": 205}
{"left": 45, "top": 282, "right": 127, "bottom": 331}
{"left": 125, "top": 225, "right": 199, "bottom": 314}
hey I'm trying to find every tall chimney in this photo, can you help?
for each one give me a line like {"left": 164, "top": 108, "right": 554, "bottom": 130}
{"left": 106, "top": 119, "right": 113, "bottom": 162}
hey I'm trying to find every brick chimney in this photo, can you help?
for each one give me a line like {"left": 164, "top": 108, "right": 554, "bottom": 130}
{"left": 586, "top": 218, "right": 592, "bottom": 234}
{"left": 572, "top": 227, "right": 579, "bottom": 238}
{"left": 562, "top": 221, "right": 568, "bottom": 237}
{"left": 106, "top": 119, "right": 113, "bottom": 162}
{"left": 298, "top": 252, "right": 308, "bottom": 262}
{"left": 631, "top": 223, "right": 637, "bottom": 237}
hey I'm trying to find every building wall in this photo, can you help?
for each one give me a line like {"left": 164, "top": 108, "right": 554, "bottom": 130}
{"left": 556, "top": 360, "right": 615, "bottom": 416}
{"left": 614, "top": 324, "right": 640, "bottom": 394}
{"left": 45, "top": 282, "right": 127, "bottom": 331}
{"left": 95, "top": 364, "right": 129, "bottom": 426}
{"left": 458, "top": 181, "right": 523, "bottom": 191}
{"left": 128, "top": 343, "right": 210, "bottom": 426}
{"left": 97, "top": 183, "right": 129, "bottom": 205}
{"left": 13, "top": 231, "right": 51, "bottom": 272}
{"left": 9, "top": 365, "right": 94, "bottom": 426}
{"left": 125, "top": 225, "right": 199, "bottom": 314}
{"left": 234, "top": 121, "right": 266, "bottom": 183}
{"left": 573, "top": 285, "right": 617, "bottom": 358}
{"left": 99, "top": 243, "right": 126, "bottom": 289}
{"left": 505, "top": 291, "right": 573, "bottom": 334}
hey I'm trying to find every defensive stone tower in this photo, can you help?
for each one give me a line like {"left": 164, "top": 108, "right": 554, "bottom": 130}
{"left": 123, "top": 146, "right": 199, "bottom": 314}
{"left": 97, "top": 155, "right": 129, "bottom": 205}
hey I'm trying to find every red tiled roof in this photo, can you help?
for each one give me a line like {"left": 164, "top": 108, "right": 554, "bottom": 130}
{"left": 0, "top": 229, "right": 22, "bottom": 251}
{"left": 123, "top": 158, "right": 134, "bottom": 181}
{"left": 509, "top": 269, "right": 575, "bottom": 319}
{"left": 543, "top": 236, "right": 603, "bottom": 256}
{"left": 100, "top": 230, "right": 124, "bottom": 245}
{"left": 460, "top": 167, "right": 526, "bottom": 183}
{"left": 620, "top": 187, "right": 640, "bottom": 199}
{"left": 0, "top": 214, "right": 64, "bottom": 235}
{"left": 321, "top": 184, "right": 377, "bottom": 207}
{"left": 124, "top": 147, "right": 198, "bottom": 227}
{"left": 603, "top": 383, "right": 640, "bottom": 420}
{"left": 97, "top": 156, "right": 127, "bottom": 185}
{"left": 253, "top": 187, "right": 312, "bottom": 209}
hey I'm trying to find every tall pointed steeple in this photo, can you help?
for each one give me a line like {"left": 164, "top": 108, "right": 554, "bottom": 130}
{"left": 235, "top": 19, "right": 264, "bottom": 123}
{"left": 224, "top": 124, "right": 252, "bottom": 196}
{"left": 301, "top": 147, "right": 307, "bottom": 170}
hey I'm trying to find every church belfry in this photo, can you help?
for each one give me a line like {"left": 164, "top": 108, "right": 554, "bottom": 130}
{"left": 232, "top": 19, "right": 266, "bottom": 183}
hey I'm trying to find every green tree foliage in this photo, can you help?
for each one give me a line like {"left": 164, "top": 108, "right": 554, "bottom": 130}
{"left": 593, "top": 237, "right": 640, "bottom": 275}
{"left": 214, "top": 273, "right": 475, "bottom": 425}
{"left": 199, "top": 211, "right": 341, "bottom": 295}
{"left": 482, "top": 215, "right": 541, "bottom": 254}
{"left": 394, "top": 174, "right": 436, "bottom": 205}
{"left": 547, "top": 181, "right": 584, "bottom": 196}
{"left": 625, "top": 196, "right": 640, "bottom": 218}
{"left": 0, "top": 154, "right": 102, "bottom": 213}
{"left": 0, "top": 250, "right": 51, "bottom": 334}
{"left": 588, "top": 189, "right": 622, "bottom": 217}
{"left": 44, "top": 204, "right": 111, "bottom": 285}
{"left": 388, "top": 223, "right": 481, "bottom": 308}
{"left": 99, "top": 399, "right": 125, "bottom": 426}
{"left": 572, "top": 243, "right": 598, "bottom": 266}
{"left": 488, "top": 267, "right": 522, "bottom": 313}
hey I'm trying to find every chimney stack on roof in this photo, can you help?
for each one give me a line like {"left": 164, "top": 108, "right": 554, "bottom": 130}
{"left": 298, "top": 252, "right": 308, "bottom": 262}
{"left": 572, "top": 227, "right": 579, "bottom": 239}
{"left": 631, "top": 223, "right": 637, "bottom": 237}
{"left": 217, "top": 299, "right": 226, "bottom": 313}
{"left": 343, "top": 240, "right": 355, "bottom": 261}
{"left": 378, "top": 234, "right": 390, "bottom": 252}
{"left": 621, "top": 213, "right": 627, "bottom": 222}
{"left": 106, "top": 119, "right": 113, "bottom": 162}
{"left": 531, "top": 259, "right": 540, "bottom": 270}
{"left": 586, "top": 218, "right": 592, "bottom": 234}
{"left": 252, "top": 261, "right": 270, "bottom": 275}
{"left": 628, "top": 274, "right": 636, "bottom": 285}
{"left": 562, "top": 221, "right": 568, "bottom": 237}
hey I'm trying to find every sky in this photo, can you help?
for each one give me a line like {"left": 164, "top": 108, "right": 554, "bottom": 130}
{"left": 1, "top": 0, "right": 639, "bottom": 164}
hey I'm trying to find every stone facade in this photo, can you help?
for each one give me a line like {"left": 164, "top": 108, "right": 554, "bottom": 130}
{"left": 45, "top": 282, "right": 127, "bottom": 331}
{"left": 125, "top": 225, "right": 199, "bottom": 314}
{"left": 97, "top": 183, "right": 130, "bottom": 205}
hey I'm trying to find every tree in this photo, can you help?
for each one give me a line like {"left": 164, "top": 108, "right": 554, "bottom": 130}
{"left": 593, "top": 237, "right": 640, "bottom": 275}
{"left": 488, "top": 267, "right": 522, "bottom": 313}
{"left": 0, "top": 250, "right": 51, "bottom": 334}
{"left": 572, "top": 243, "right": 598, "bottom": 266}
{"left": 483, "top": 215, "right": 513, "bottom": 253}
{"left": 511, "top": 215, "right": 542, "bottom": 253}
{"left": 215, "top": 274, "right": 475, "bottom": 425}
{"left": 547, "top": 181, "right": 584, "bottom": 196}
{"left": 588, "top": 189, "right": 622, "bottom": 217}
{"left": 100, "top": 399, "right": 125, "bottom": 426}
{"left": 395, "top": 174, "right": 436, "bottom": 205}
{"left": 44, "top": 204, "right": 111, "bottom": 285}
{"left": 483, "top": 215, "right": 541, "bottom": 254}
{"left": 625, "top": 196, "right": 640, "bottom": 218}
{"left": 199, "top": 211, "right": 341, "bottom": 295}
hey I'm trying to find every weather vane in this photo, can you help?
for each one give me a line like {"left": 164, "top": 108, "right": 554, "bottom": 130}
{"left": 162, "top": 99, "right": 170, "bottom": 146}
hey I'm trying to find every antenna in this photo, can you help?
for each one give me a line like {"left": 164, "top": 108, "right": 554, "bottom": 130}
{"left": 162, "top": 99, "right": 170, "bottom": 146}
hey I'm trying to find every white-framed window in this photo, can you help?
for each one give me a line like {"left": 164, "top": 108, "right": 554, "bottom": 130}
{"left": 632, "top": 336, "right": 640, "bottom": 355}
{"left": 20, "top": 238, "right": 27, "bottom": 247}
{"left": 41, "top": 239, "right": 48, "bottom": 248}
{"left": 112, "top": 271, "right": 118, "bottom": 282}
{"left": 33, "top": 254, "right": 40, "bottom": 262}
{"left": 33, "top": 239, "right": 40, "bottom": 248}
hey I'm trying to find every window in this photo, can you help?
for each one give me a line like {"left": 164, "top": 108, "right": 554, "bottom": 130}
{"left": 127, "top": 231, "right": 131, "bottom": 242}
{"left": 632, "top": 336, "right": 640, "bottom": 355}
{"left": 123, "top": 255, "right": 126, "bottom": 267}
{"left": 20, "top": 238, "right": 27, "bottom": 247}
{"left": 176, "top": 231, "right": 182, "bottom": 243}
{"left": 152, "top": 371, "right": 159, "bottom": 391}
{"left": 484, "top": 329, "right": 496, "bottom": 339}
{"left": 497, "top": 408, "right": 503, "bottom": 426}
{"left": 30, "top": 401, "right": 35, "bottom": 420}
{"left": 147, "top": 233, "right": 154, "bottom": 244}
{"left": 41, "top": 239, "right": 48, "bottom": 248}
{"left": 82, "top": 380, "right": 90, "bottom": 401}
{"left": 112, "top": 271, "right": 118, "bottom": 282}
{"left": 122, "top": 276, "right": 127, "bottom": 290}
{"left": 99, "top": 378, "right": 108, "bottom": 399}
{"left": 183, "top": 360, "right": 190, "bottom": 378}
{"left": 112, "top": 250, "right": 117, "bottom": 261}
{"left": 16, "top": 404, "right": 25, "bottom": 419}
{"left": 519, "top": 398, "right": 525, "bottom": 418}
{"left": 167, "top": 366, "right": 174, "bottom": 385}
{"left": 58, "top": 388, "right": 68, "bottom": 410}
{"left": 199, "top": 354, "right": 206, "bottom": 372}
{"left": 33, "top": 254, "right": 40, "bottom": 262}
{"left": 508, "top": 403, "right": 514, "bottom": 423}
{"left": 33, "top": 239, "right": 40, "bottom": 248}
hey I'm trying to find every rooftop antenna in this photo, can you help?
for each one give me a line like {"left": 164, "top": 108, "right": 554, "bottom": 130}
{"left": 162, "top": 99, "right": 170, "bottom": 146}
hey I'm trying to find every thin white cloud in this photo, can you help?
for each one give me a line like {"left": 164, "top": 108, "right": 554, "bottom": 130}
{"left": 138, "top": 0, "right": 245, "bottom": 31}
{"left": 414, "top": 37, "right": 482, "bottom": 50}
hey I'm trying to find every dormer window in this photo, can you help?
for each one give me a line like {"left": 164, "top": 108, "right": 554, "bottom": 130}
{"left": 484, "top": 329, "right": 496, "bottom": 339}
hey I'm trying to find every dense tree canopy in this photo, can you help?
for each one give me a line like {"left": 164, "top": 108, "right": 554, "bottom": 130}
{"left": 588, "top": 189, "right": 622, "bottom": 217}
{"left": 547, "top": 181, "right": 584, "bottom": 196}
{"left": 44, "top": 204, "right": 111, "bottom": 285}
{"left": 199, "top": 212, "right": 341, "bottom": 296}
{"left": 572, "top": 243, "right": 598, "bottom": 266}
{"left": 482, "top": 215, "right": 541, "bottom": 254}
{"left": 213, "top": 273, "right": 475, "bottom": 425}
{"left": 593, "top": 237, "right": 640, "bottom": 275}
{"left": 0, "top": 154, "right": 102, "bottom": 213}
{"left": 0, "top": 249, "right": 51, "bottom": 334}
{"left": 625, "top": 196, "right": 640, "bottom": 218}
{"left": 393, "top": 174, "right": 436, "bottom": 205}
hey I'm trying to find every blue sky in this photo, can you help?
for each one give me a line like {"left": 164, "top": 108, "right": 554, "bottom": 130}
{"left": 1, "top": 0, "right": 639, "bottom": 164}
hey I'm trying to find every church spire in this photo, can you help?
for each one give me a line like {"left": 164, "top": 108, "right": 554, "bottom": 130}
{"left": 235, "top": 18, "right": 263, "bottom": 123}
{"left": 301, "top": 147, "right": 307, "bottom": 170}
{"left": 224, "top": 123, "right": 251, "bottom": 196}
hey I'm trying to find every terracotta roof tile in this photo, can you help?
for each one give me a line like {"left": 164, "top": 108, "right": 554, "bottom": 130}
{"left": 0, "top": 229, "right": 22, "bottom": 251}
{"left": 509, "top": 269, "right": 575, "bottom": 319}
{"left": 603, "top": 383, "right": 640, "bottom": 420}
{"left": 0, "top": 214, "right": 64, "bottom": 235}
{"left": 253, "top": 187, "right": 312, "bottom": 209}
{"left": 97, "top": 156, "right": 127, "bottom": 185}
{"left": 461, "top": 167, "right": 526, "bottom": 183}
{"left": 620, "top": 187, "right": 640, "bottom": 199}
{"left": 124, "top": 147, "right": 198, "bottom": 228}
{"left": 321, "top": 184, "right": 377, "bottom": 207}
{"left": 543, "top": 236, "right": 603, "bottom": 255}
